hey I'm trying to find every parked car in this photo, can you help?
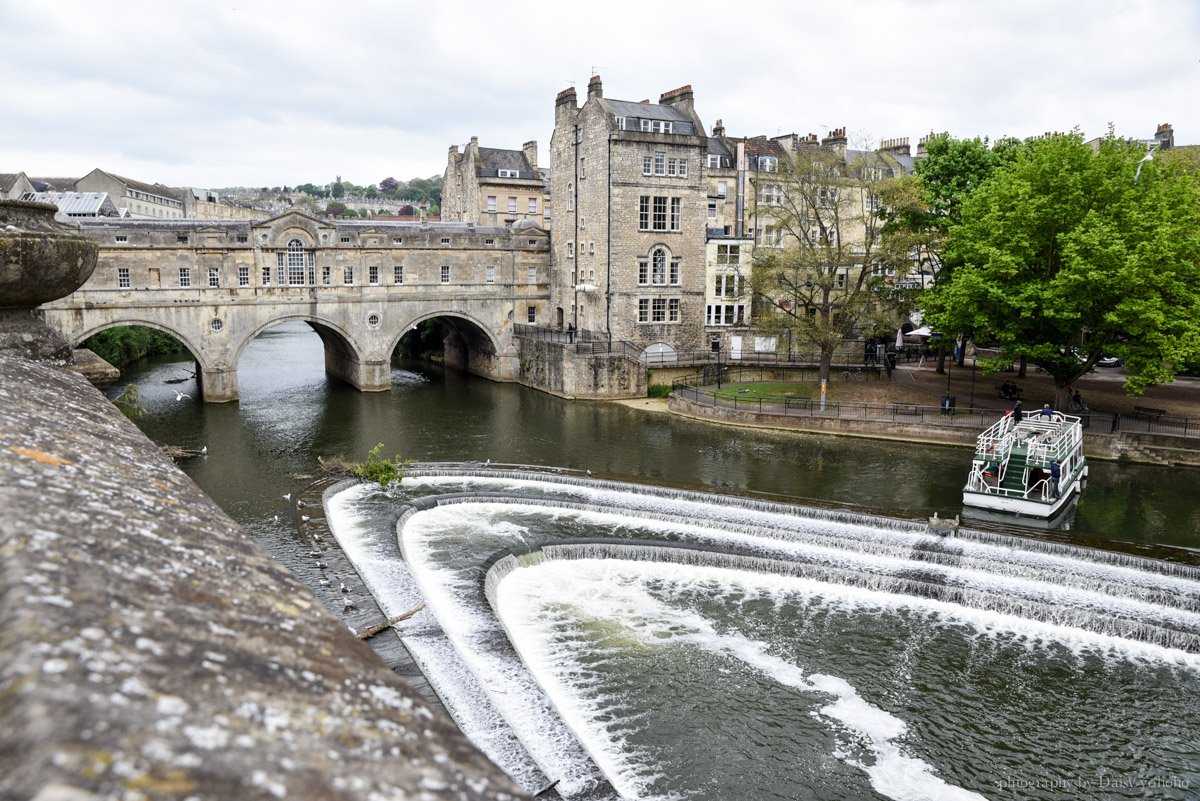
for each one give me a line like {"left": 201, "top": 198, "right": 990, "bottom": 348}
{"left": 1097, "top": 355, "right": 1123, "bottom": 368}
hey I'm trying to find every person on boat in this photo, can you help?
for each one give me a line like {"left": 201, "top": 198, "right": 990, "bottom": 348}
{"left": 1050, "top": 460, "right": 1061, "bottom": 498}
{"left": 1040, "top": 403, "right": 1053, "bottom": 419}
{"left": 982, "top": 462, "right": 999, "bottom": 487}
{"left": 1012, "top": 401, "right": 1023, "bottom": 423}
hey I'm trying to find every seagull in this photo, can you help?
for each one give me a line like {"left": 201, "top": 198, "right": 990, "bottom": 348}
{"left": 484, "top": 459, "right": 490, "bottom": 467}
{"left": 174, "top": 391, "right": 191, "bottom": 402}
{"left": 339, "top": 582, "right": 349, "bottom": 593}
{"left": 272, "top": 515, "right": 280, "bottom": 523}
{"left": 342, "top": 599, "right": 356, "bottom": 612}
{"left": 200, "top": 446, "right": 207, "bottom": 455}
{"left": 1135, "top": 145, "right": 1156, "bottom": 184}
{"left": 307, "top": 549, "right": 322, "bottom": 557}
{"left": 586, "top": 469, "right": 592, "bottom": 476}
{"left": 297, "top": 500, "right": 307, "bottom": 508}
{"left": 318, "top": 577, "right": 330, "bottom": 586}
{"left": 300, "top": 515, "right": 310, "bottom": 523}
{"left": 282, "top": 493, "right": 291, "bottom": 501}
{"left": 315, "top": 561, "right": 328, "bottom": 569}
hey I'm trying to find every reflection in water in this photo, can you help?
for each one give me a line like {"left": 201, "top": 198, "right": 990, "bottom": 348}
{"left": 109, "top": 321, "right": 1200, "bottom": 558}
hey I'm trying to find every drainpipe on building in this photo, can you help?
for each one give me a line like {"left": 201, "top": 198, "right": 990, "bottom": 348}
{"left": 605, "top": 129, "right": 613, "bottom": 343}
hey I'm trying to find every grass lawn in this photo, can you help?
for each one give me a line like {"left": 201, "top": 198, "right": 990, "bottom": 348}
{"left": 710, "top": 381, "right": 817, "bottom": 401}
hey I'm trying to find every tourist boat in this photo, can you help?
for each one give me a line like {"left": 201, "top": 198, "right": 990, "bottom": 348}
{"left": 963, "top": 410, "right": 1087, "bottom": 519}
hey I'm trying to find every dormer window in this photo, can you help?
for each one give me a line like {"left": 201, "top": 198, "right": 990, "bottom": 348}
{"left": 640, "top": 119, "right": 674, "bottom": 134}
{"left": 707, "top": 154, "right": 722, "bottom": 169}
{"left": 497, "top": 169, "right": 520, "bottom": 178}
{"left": 615, "top": 116, "right": 628, "bottom": 130}
{"left": 759, "top": 156, "right": 778, "bottom": 173}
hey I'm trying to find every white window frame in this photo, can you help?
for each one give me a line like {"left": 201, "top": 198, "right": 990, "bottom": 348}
{"left": 707, "top": 154, "right": 721, "bottom": 169}
{"left": 394, "top": 264, "right": 404, "bottom": 284}
{"left": 343, "top": 266, "right": 354, "bottom": 285}
{"left": 440, "top": 265, "right": 450, "bottom": 284}
{"left": 486, "top": 265, "right": 496, "bottom": 284}
{"left": 208, "top": 267, "right": 220, "bottom": 288}
{"left": 238, "top": 266, "right": 249, "bottom": 287}
{"left": 179, "top": 267, "right": 191, "bottom": 288}
{"left": 369, "top": 265, "right": 379, "bottom": 285}
{"left": 117, "top": 267, "right": 130, "bottom": 288}
{"left": 508, "top": 196, "right": 517, "bottom": 213}
{"left": 486, "top": 195, "right": 496, "bottom": 212}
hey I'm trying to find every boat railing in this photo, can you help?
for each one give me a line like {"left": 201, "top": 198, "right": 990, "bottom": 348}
{"left": 1021, "top": 413, "right": 1083, "bottom": 466}
{"left": 966, "top": 470, "right": 1055, "bottom": 501}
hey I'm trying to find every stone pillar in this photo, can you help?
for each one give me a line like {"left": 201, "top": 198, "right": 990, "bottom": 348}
{"left": 199, "top": 365, "right": 239, "bottom": 403}
{"left": 354, "top": 359, "right": 392, "bottom": 392}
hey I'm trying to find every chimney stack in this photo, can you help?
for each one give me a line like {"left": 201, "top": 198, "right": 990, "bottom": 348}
{"left": 821, "top": 126, "right": 847, "bottom": 155}
{"left": 659, "top": 84, "right": 694, "bottom": 113}
{"left": 587, "top": 75, "right": 603, "bottom": 100}
{"left": 1154, "top": 122, "right": 1174, "bottom": 149}
{"left": 878, "top": 137, "right": 911, "bottom": 157}
{"left": 713, "top": 118, "right": 725, "bottom": 138}
{"left": 522, "top": 140, "right": 539, "bottom": 171}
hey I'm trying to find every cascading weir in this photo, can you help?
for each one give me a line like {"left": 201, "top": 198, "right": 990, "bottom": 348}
{"left": 325, "top": 465, "right": 1200, "bottom": 801}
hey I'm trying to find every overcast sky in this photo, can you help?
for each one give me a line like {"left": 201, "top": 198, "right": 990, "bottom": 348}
{"left": 2, "top": 0, "right": 1196, "bottom": 189}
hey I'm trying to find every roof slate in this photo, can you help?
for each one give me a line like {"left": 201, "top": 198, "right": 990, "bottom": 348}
{"left": 477, "top": 147, "right": 532, "bottom": 174}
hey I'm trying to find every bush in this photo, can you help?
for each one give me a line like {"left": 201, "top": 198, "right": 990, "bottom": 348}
{"left": 84, "top": 326, "right": 186, "bottom": 369}
{"left": 352, "top": 444, "right": 411, "bottom": 487}
{"left": 648, "top": 384, "right": 673, "bottom": 398}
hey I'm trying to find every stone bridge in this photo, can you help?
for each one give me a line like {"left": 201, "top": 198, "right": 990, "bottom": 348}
{"left": 41, "top": 210, "right": 552, "bottom": 401}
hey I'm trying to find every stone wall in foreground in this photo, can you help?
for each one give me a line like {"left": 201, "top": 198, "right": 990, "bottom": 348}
{"left": 0, "top": 354, "right": 526, "bottom": 801}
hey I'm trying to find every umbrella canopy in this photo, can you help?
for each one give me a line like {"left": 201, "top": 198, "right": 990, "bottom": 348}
{"left": 905, "top": 326, "right": 933, "bottom": 338}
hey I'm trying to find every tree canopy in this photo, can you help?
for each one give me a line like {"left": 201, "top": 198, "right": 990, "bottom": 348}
{"left": 749, "top": 145, "right": 908, "bottom": 381}
{"left": 922, "top": 132, "right": 1200, "bottom": 398}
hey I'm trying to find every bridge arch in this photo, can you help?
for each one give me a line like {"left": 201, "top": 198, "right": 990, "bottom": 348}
{"left": 74, "top": 318, "right": 209, "bottom": 371}
{"left": 388, "top": 310, "right": 510, "bottom": 381}
{"left": 233, "top": 314, "right": 378, "bottom": 400}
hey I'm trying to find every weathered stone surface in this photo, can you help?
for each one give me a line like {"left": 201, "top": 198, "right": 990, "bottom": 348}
{"left": 0, "top": 355, "right": 526, "bottom": 801}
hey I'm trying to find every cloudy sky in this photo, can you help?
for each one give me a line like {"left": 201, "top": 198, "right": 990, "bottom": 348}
{"left": 2, "top": 0, "right": 1196, "bottom": 190}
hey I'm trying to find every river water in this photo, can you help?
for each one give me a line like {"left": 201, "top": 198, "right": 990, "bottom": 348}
{"left": 108, "top": 322, "right": 1200, "bottom": 800}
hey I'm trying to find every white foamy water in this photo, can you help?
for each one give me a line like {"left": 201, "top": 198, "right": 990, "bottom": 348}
{"left": 325, "top": 472, "right": 1200, "bottom": 800}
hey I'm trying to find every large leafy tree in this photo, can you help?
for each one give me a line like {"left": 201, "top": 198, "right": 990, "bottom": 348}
{"left": 923, "top": 132, "right": 1200, "bottom": 402}
{"left": 888, "top": 134, "right": 1006, "bottom": 372}
{"left": 749, "top": 145, "right": 904, "bottom": 382}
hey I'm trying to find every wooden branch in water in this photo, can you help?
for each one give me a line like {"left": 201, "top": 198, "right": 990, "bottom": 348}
{"left": 355, "top": 603, "right": 426, "bottom": 640}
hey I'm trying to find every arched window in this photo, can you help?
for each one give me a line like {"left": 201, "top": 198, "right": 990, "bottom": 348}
{"left": 651, "top": 247, "right": 666, "bottom": 285}
{"left": 567, "top": 183, "right": 575, "bottom": 212}
{"left": 287, "top": 239, "right": 306, "bottom": 285}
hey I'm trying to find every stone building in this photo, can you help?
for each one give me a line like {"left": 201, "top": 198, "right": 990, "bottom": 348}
{"left": 550, "top": 76, "right": 709, "bottom": 358}
{"left": 0, "top": 172, "right": 36, "bottom": 199}
{"left": 442, "top": 137, "right": 546, "bottom": 227}
{"left": 76, "top": 167, "right": 186, "bottom": 219}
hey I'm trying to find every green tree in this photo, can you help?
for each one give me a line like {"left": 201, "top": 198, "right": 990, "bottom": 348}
{"left": 331, "top": 181, "right": 345, "bottom": 199}
{"left": 749, "top": 145, "right": 905, "bottom": 382}
{"left": 325, "top": 201, "right": 347, "bottom": 217}
{"left": 923, "top": 132, "right": 1200, "bottom": 401}
{"left": 901, "top": 134, "right": 1008, "bottom": 372}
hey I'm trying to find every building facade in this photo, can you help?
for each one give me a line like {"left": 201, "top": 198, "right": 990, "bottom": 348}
{"left": 76, "top": 168, "right": 186, "bottom": 219}
{"left": 550, "top": 77, "right": 710, "bottom": 357}
{"left": 443, "top": 138, "right": 546, "bottom": 228}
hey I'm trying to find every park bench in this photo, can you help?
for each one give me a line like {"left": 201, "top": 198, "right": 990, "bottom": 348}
{"left": 1131, "top": 405, "right": 1167, "bottom": 421}
{"left": 996, "top": 383, "right": 1023, "bottom": 400}
{"left": 891, "top": 402, "right": 922, "bottom": 416}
